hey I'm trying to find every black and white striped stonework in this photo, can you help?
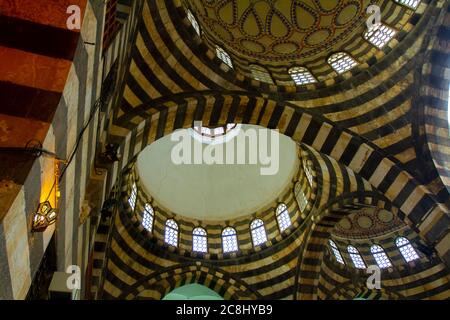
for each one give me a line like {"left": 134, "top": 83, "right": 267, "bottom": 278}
{"left": 88, "top": 0, "right": 450, "bottom": 300}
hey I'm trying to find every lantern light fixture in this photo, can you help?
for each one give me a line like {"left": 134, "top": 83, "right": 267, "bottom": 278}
{"left": 32, "top": 201, "right": 57, "bottom": 232}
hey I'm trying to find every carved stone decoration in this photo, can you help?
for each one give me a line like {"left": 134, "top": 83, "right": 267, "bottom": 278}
{"left": 333, "top": 206, "right": 405, "bottom": 239}
{"left": 80, "top": 200, "right": 92, "bottom": 225}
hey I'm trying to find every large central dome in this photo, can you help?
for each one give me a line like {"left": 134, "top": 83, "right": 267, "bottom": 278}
{"left": 136, "top": 125, "right": 299, "bottom": 221}
{"left": 185, "top": 0, "right": 375, "bottom": 62}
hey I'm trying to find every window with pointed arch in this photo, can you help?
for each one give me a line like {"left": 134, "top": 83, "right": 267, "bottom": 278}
{"left": 364, "top": 23, "right": 396, "bottom": 49}
{"left": 250, "top": 219, "right": 267, "bottom": 247}
{"left": 347, "top": 245, "right": 366, "bottom": 269}
{"left": 396, "top": 237, "right": 420, "bottom": 262}
{"left": 289, "top": 66, "right": 317, "bottom": 85}
{"left": 215, "top": 46, "right": 233, "bottom": 69}
{"left": 249, "top": 64, "right": 274, "bottom": 84}
{"left": 329, "top": 240, "right": 345, "bottom": 264}
{"left": 142, "top": 203, "right": 154, "bottom": 232}
{"left": 371, "top": 244, "right": 392, "bottom": 268}
{"left": 192, "top": 227, "right": 208, "bottom": 253}
{"left": 128, "top": 182, "right": 138, "bottom": 211}
{"left": 186, "top": 9, "right": 201, "bottom": 36}
{"left": 294, "top": 182, "right": 309, "bottom": 212}
{"left": 328, "top": 52, "right": 358, "bottom": 74}
{"left": 164, "top": 219, "right": 179, "bottom": 247}
{"left": 394, "top": 0, "right": 420, "bottom": 10}
{"left": 222, "top": 227, "right": 239, "bottom": 253}
{"left": 276, "top": 203, "right": 292, "bottom": 232}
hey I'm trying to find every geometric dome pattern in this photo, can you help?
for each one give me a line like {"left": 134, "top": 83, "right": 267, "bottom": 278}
{"left": 333, "top": 207, "right": 406, "bottom": 239}
{"left": 185, "top": 0, "right": 377, "bottom": 62}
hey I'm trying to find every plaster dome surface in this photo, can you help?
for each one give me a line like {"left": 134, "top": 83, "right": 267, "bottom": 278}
{"left": 136, "top": 124, "right": 298, "bottom": 221}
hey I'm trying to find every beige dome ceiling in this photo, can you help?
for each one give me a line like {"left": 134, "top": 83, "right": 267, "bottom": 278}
{"left": 136, "top": 125, "right": 299, "bottom": 221}
{"left": 185, "top": 0, "right": 376, "bottom": 62}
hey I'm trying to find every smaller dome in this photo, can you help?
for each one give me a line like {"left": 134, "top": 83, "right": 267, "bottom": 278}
{"left": 333, "top": 206, "right": 405, "bottom": 239}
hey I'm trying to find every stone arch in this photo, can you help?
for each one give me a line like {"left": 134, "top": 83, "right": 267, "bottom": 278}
{"left": 118, "top": 264, "right": 260, "bottom": 300}
{"left": 106, "top": 92, "right": 450, "bottom": 290}
{"left": 325, "top": 281, "right": 405, "bottom": 300}
{"left": 412, "top": 3, "right": 450, "bottom": 203}
{"left": 293, "top": 144, "right": 430, "bottom": 299}
{"left": 96, "top": 160, "right": 305, "bottom": 300}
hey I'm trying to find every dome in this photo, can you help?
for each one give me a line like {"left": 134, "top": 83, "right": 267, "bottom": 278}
{"left": 185, "top": 0, "right": 373, "bottom": 61}
{"left": 182, "top": 0, "right": 412, "bottom": 82}
{"left": 136, "top": 124, "right": 299, "bottom": 221}
{"left": 332, "top": 206, "right": 406, "bottom": 239}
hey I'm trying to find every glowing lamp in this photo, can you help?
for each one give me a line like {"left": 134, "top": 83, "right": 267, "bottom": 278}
{"left": 32, "top": 201, "right": 57, "bottom": 232}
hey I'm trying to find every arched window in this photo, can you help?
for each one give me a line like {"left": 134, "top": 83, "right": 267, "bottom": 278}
{"left": 303, "top": 160, "right": 314, "bottom": 187}
{"left": 142, "top": 203, "right": 154, "bottom": 232}
{"left": 215, "top": 46, "right": 233, "bottom": 69}
{"left": 250, "top": 219, "right": 267, "bottom": 247}
{"left": 347, "top": 245, "right": 366, "bottom": 269}
{"left": 364, "top": 23, "right": 396, "bottom": 49}
{"left": 193, "top": 123, "right": 237, "bottom": 138}
{"left": 276, "top": 203, "right": 292, "bottom": 232}
{"left": 328, "top": 52, "right": 358, "bottom": 74}
{"left": 289, "top": 66, "right": 317, "bottom": 85}
{"left": 371, "top": 244, "right": 392, "bottom": 268}
{"left": 396, "top": 237, "right": 419, "bottom": 262}
{"left": 191, "top": 122, "right": 239, "bottom": 144}
{"left": 294, "top": 182, "right": 308, "bottom": 212}
{"left": 394, "top": 0, "right": 420, "bottom": 10}
{"left": 192, "top": 227, "right": 208, "bottom": 253}
{"left": 128, "top": 182, "right": 138, "bottom": 211}
{"left": 222, "top": 227, "right": 239, "bottom": 253}
{"left": 329, "top": 240, "right": 345, "bottom": 264}
{"left": 249, "top": 64, "right": 274, "bottom": 84}
{"left": 164, "top": 219, "right": 179, "bottom": 247}
{"left": 186, "top": 9, "right": 201, "bottom": 36}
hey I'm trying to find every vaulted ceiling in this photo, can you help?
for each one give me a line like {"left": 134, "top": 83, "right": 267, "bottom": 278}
{"left": 186, "top": 0, "right": 375, "bottom": 61}
{"left": 99, "top": 0, "right": 450, "bottom": 300}
{"left": 115, "top": 0, "right": 442, "bottom": 190}
{"left": 182, "top": 0, "right": 414, "bottom": 83}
